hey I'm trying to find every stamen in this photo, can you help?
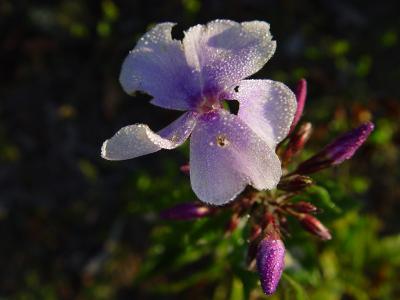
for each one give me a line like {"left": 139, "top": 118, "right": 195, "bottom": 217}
{"left": 216, "top": 134, "right": 229, "bottom": 147}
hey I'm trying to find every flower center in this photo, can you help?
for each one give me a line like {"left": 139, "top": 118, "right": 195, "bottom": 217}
{"left": 197, "top": 96, "right": 222, "bottom": 113}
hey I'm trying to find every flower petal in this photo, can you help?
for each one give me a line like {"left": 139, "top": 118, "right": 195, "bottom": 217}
{"left": 227, "top": 79, "right": 297, "bottom": 147}
{"left": 183, "top": 20, "right": 276, "bottom": 100}
{"left": 190, "top": 109, "right": 281, "bottom": 205}
{"left": 119, "top": 23, "right": 198, "bottom": 110}
{"left": 102, "top": 111, "right": 198, "bottom": 160}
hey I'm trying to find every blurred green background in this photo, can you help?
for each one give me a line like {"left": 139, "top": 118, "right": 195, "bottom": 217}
{"left": 1, "top": 0, "right": 399, "bottom": 299}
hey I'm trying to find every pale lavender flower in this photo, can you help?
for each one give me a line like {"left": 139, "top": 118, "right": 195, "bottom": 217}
{"left": 256, "top": 236, "right": 285, "bottom": 295}
{"left": 101, "top": 20, "right": 297, "bottom": 205}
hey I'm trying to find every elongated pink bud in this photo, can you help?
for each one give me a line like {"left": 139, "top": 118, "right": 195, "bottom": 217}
{"left": 256, "top": 236, "right": 285, "bottom": 295}
{"left": 300, "top": 214, "right": 332, "bottom": 240}
{"left": 160, "top": 202, "right": 213, "bottom": 220}
{"left": 291, "top": 201, "right": 317, "bottom": 213}
{"left": 277, "top": 174, "right": 313, "bottom": 192}
{"left": 282, "top": 122, "right": 312, "bottom": 164}
{"left": 289, "top": 79, "right": 307, "bottom": 133}
{"left": 297, "top": 122, "right": 374, "bottom": 174}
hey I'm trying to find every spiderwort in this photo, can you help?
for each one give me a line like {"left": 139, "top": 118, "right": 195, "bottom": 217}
{"left": 101, "top": 20, "right": 297, "bottom": 205}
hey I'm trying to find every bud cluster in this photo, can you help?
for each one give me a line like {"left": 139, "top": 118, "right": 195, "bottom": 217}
{"left": 161, "top": 79, "right": 374, "bottom": 296}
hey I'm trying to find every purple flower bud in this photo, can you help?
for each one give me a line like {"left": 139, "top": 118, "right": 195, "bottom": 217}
{"left": 289, "top": 79, "right": 307, "bottom": 133}
{"left": 256, "top": 236, "right": 285, "bottom": 295}
{"left": 277, "top": 174, "right": 313, "bottom": 192}
{"left": 297, "top": 122, "right": 374, "bottom": 174}
{"left": 160, "top": 202, "right": 213, "bottom": 220}
{"left": 300, "top": 214, "right": 332, "bottom": 241}
{"left": 282, "top": 122, "right": 312, "bottom": 165}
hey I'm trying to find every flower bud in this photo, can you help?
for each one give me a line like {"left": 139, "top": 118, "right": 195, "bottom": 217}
{"left": 256, "top": 236, "right": 285, "bottom": 295}
{"left": 160, "top": 202, "right": 213, "bottom": 220}
{"left": 296, "top": 122, "right": 374, "bottom": 174}
{"left": 249, "top": 224, "right": 262, "bottom": 242}
{"left": 299, "top": 214, "right": 332, "bottom": 240}
{"left": 291, "top": 201, "right": 317, "bottom": 213}
{"left": 279, "top": 215, "right": 288, "bottom": 231}
{"left": 289, "top": 78, "right": 307, "bottom": 133}
{"left": 282, "top": 122, "right": 313, "bottom": 164}
{"left": 225, "top": 213, "right": 240, "bottom": 234}
{"left": 277, "top": 174, "right": 313, "bottom": 192}
{"left": 180, "top": 164, "right": 190, "bottom": 175}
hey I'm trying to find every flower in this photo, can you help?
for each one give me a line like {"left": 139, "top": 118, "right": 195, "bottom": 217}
{"left": 296, "top": 122, "right": 374, "bottom": 174}
{"left": 256, "top": 235, "right": 285, "bottom": 295}
{"left": 101, "top": 20, "right": 297, "bottom": 205}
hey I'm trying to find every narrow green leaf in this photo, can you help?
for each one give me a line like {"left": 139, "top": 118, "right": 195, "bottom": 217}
{"left": 307, "top": 185, "right": 341, "bottom": 213}
{"left": 230, "top": 277, "right": 245, "bottom": 300}
{"left": 282, "top": 273, "right": 309, "bottom": 300}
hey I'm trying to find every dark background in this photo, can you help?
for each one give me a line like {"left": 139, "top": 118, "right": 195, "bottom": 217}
{"left": 1, "top": 0, "right": 399, "bottom": 299}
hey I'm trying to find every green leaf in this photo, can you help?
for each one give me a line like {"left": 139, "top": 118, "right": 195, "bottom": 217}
{"left": 306, "top": 185, "right": 341, "bottom": 213}
{"left": 372, "top": 234, "right": 400, "bottom": 264}
{"left": 230, "top": 277, "right": 245, "bottom": 300}
{"left": 282, "top": 273, "right": 309, "bottom": 300}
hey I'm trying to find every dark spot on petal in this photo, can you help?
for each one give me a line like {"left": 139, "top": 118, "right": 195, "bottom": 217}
{"left": 171, "top": 25, "right": 185, "bottom": 40}
{"left": 234, "top": 86, "right": 239, "bottom": 92}
{"left": 216, "top": 135, "right": 229, "bottom": 147}
{"left": 226, "top": 100, "right": 239, "bottom": 115}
